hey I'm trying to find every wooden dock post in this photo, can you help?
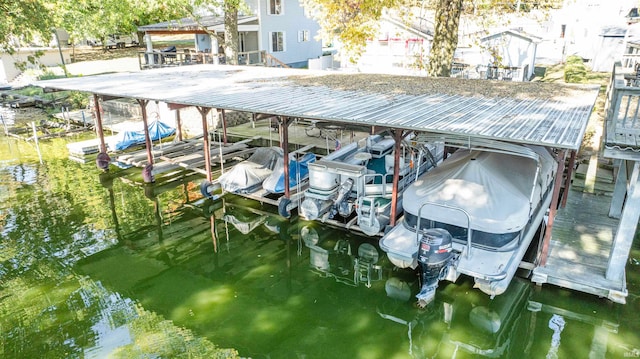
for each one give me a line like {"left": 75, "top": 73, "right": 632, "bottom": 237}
{"left": 30, "top": 122, "right": 43, "bottom": 164}
{"left": 606, "top": 161, "right": 640, "bottom": 283}
{"left": 540, "top": 150, "right": 567, "bottom": 266}
{"left": 389, "top": 129, "right": 405, "bottom": 227}
{"left": 609, "top": 159, "right": 627, "bottom": 218}
{"left": 197, "top": 106, "right": 213, "bottom": 182}
{"left": 93, "top": 94, "right": 107, "bottom": 154}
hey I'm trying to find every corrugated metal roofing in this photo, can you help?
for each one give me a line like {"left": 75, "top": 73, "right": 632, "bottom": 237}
{"left": 35, "top": 65, "right": 600, "bottom": 150}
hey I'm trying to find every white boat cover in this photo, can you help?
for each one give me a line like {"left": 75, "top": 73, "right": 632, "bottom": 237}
{"left": 402, "top": 146, "right": 556, "bottom": 234}
{"left": 218, "top": 147, "right": 282, "bottom": 193}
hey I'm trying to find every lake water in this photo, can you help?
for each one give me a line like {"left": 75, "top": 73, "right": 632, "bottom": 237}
{"left": 1, "top": 132, "right": 639, "bottom": 359}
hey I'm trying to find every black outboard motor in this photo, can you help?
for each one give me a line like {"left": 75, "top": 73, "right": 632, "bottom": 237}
{"left": 416, "top": 228, "right": 453, "bottom": 307}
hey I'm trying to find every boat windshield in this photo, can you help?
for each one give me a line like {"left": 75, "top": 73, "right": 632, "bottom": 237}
{"left": 403, "top": 212, "right": 520, "bottom": 250}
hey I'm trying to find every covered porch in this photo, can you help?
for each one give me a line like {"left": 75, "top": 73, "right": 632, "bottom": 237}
{"left": 137, "top": 14, "right": 261, "bottom": 69}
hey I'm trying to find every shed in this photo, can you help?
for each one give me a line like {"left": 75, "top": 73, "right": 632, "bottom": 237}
{"left": 591, "top": 26, "right": 627, "bottom": 72}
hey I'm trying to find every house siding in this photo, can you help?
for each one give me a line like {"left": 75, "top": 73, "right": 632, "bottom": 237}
{"left": 258, "top": 0, "right": 322, "bottom": 67}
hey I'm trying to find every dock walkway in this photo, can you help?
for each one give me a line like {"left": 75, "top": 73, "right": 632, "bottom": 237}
{"left": 532, "top": 157, "right": 627, "bottom": 303}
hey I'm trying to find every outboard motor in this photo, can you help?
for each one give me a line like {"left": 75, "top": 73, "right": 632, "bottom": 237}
{"left": 416, "top": 228, "right": 453, "bottom": 307}
{"left": 334, "top": 178, "right": 354, "bottom": 217}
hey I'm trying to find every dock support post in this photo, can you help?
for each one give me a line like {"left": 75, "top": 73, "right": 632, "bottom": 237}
{"left": 389, "top": 129, "right": 405, "bottom": 227}
{"left": 606, "top": 161, "right": 640, "bottom": 283}
{"left": 280, "top": 116, "right": 291, "bottom": 199}
{"left": 137, "top": 99, "right": 154, "bottom": 182}
{"left": 175, "top": 109, "right": 183, "bottom": 141}
{"left": 220, "top": 109, "right": 228, "bottom": 145}
{"left": 93, "top": 94, "right": 107, "bottom": 154}
{"left": 30, "top": 121, "right": 43, "bottom": 164}
{"left": 92, "top": 94, "right": 111, "bottom": 171}
{"left": 540, "top": 149, "right": 566, "bottom": 266}
{"left": 561, "top": 150, "right": 577, "bottom": 208}
{"left": 609, "top": 159, "right": 627, "bottom": 218}
{"left": 198, "top": 106, "right": 213, "bottom": 182}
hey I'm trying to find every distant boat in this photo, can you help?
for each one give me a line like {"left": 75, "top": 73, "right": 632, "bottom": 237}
{"left": 379, "top": 144, "right": 556, "bottom": 307}
{"left": 113, "top": 120, "right": 175, "bottom": 151}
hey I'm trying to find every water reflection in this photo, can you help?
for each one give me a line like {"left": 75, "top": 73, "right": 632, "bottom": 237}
{"left": 1, "top": 135, "right": 639, "bottom": 358}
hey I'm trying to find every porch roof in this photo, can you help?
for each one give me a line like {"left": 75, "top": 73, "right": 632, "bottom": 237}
{"left": 35, "top": 65, "right": 599, "bottom": 150}
{"left": 138, "top": 15, "right": 257, "bottom": 34}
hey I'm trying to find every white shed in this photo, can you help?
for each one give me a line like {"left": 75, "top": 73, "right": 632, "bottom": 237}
{"left": 591, "top": 26, "right": 627, "bottom": 72}
{"left": 478, "top": 29, "right": 541, "bottom": 81}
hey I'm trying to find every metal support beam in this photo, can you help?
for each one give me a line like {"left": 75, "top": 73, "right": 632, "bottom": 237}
{"left": 175, "top": 109, "right": 183, "bottom": 142}
{"left": 93, "top": 94, "right": 107, "bottom": 153}
{"left": 562, "top": 150, "right": 577, "bottom": 208}
{"left": 390, "top": 129, "right": 407, "bottom": 227}
{"left": 220, "top": 109, "right": 228, "bottom": 144}
{"left": 198, "top": 106, "right": 213, "bottom": 182}
{"left": 167, "top": 103, "right": 191, "bottom": 111}
{"left": 609, "top": 159, "right": 627, "bottom": 218}
{"left": 606, "top": 161, "right": 640, "bottom": 282}
{"left": 540, "top": 150, "right": 567, "bottom": 266}
{"left": 136, "top": 99, "right": 153, "bottom": 166}
{"left": 279, "top": 116, "right": 291, "bottom": 199}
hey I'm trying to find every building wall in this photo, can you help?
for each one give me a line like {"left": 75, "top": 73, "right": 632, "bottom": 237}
{"left": 592, "top": 35, "right": 627, "bottom": 72}
{"left": 1, "top": 47, "right": 72, "bottom": 83}
{"left": 480, "top": 34, "right": 538, "bottom": 80}
{"left": 258, "top": 0, "right": 322, "bottom": 67}
{"left": 354, "top": 20, "right": 431, "bottom": 75}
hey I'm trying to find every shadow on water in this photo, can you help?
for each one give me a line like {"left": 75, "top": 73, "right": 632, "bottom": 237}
{"left": 1, "top": 134, "right": 639, "bottom": 358}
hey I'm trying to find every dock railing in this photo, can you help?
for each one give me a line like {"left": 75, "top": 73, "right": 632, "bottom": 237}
{"left": 139, "top": 49, "right": 289, "bottom": 69}
{"left": 603, "top": 62, "right": 640, "bottom": 157}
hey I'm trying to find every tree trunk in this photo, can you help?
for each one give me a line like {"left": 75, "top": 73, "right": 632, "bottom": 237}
{"left": 224, "top": 3, "right": 239, "bottom": 65}
{"left": 427, "top": 0, "right": 464, "bottom": 77}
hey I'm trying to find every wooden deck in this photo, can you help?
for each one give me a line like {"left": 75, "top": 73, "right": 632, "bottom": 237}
{"left": 532, "top": 162, "right": 627, "bottom": 303}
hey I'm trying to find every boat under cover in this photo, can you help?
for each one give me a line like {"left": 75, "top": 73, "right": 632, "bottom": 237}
{"left": 262, "top": 152, "right": 316, "bottom": 194}
{"left": 113, "top": 120, "right": 175, "bottom": 151}
{"left": 218, "top": 147, "right": 282, "bottom": 193}
{"left": 379, "top": 145, "right": 556, "bottom": 296}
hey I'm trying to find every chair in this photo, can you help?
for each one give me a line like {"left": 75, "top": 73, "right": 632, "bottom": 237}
{"left": 183, "top": 49, "right": 193, "bottom": 64}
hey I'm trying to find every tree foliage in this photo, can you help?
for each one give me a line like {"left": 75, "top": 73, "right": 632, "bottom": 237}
{"left": 0, "top": 0, "right": 56, "bottom": 53}
{"left": 302, "top": 0, "right": 409, "bottom": 63}
{"left": 303, "top": 0, "right": 565, "bottom": 75}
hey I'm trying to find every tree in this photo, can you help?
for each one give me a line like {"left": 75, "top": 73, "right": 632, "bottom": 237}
{"left": 223, "top": 0, "right": 240, "bottom": 65}
{"left": 302, "top": 0, "right": 408, "bottom": 63}
{"left": 0, "top": 0, "right": 55, "bottom": 57}
{"left": 427, "top": 0, "right": 463, "bottom": 77}
{"left": 303, "top": 0, "right": 565, "bottom": 76}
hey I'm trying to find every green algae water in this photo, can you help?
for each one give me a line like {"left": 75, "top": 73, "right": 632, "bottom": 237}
{"left": 1, "top": 132, "right": 640, "bottom": 359}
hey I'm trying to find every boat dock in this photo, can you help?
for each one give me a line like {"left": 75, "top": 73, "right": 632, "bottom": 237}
{"left": 532, "top": 160, "right": 624, "bottom": 302}
{"left": 33, "top": 65, "right": 637, "bottom": 305}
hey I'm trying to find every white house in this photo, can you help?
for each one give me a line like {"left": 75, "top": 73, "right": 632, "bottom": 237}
{"left": 354, "top": 16, "right": 433, "bottom": 75}
{"left": 138, "top": 0, "right": 322, "bottom": 68}
{"left": 454, "top": 29, "right": 541, "bottom": 81}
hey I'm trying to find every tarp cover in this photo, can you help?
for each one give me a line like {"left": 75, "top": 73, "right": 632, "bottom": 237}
{"left": 402, "top": 146, "right": 555, "bottom": 234}
{"left": 263, "top": 152, "right": 316, "bottom": 193}
{"left": 114, "top": 121, "right": 175, "bottom": 151}
{"left": 218, "top": 147, "right": 282, "bottom": 193}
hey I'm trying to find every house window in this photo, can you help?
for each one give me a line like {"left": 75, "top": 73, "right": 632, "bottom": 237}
{"left": 269, "top": 0, "right": 282, "bottom": 15}
{"left": 298, "top": 30, "right": 309, "bottom": 42}
{"left": 271, "top": 32, "right": 285, "bottom": 52}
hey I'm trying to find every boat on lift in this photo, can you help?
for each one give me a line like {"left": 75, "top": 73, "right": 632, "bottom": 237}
{"left": 379, "top": 140, "right": 557, "bottom": 307}
{"left": 299, "top": 134, "right": 443, "bottom": 236}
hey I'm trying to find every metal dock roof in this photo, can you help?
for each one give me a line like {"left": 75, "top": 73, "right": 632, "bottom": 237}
{"left": 36, "top": 65, "right": 600, "bottom": 150}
